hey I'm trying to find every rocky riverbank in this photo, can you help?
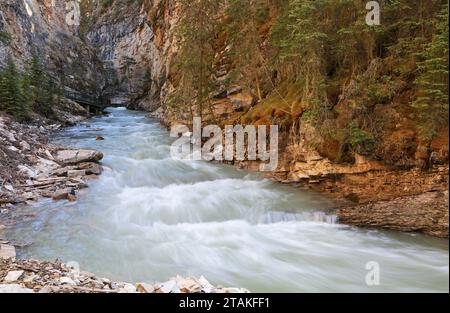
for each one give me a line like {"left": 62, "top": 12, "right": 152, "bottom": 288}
{"left": 270, "top": 161, "right": 448, "bottom": 238}
{"left": 0, "top": 258, "right": 249, "bottom": 293}
{"left": 1, "top": 110, "right": 106, "bottom": 264}
{"left": 0, "top": 114, "right": 104, "bottom": 212}
{"left": 1, "top": 112, "right": 252, "bottom": 294}
{"left": 337, "top": 190, "right": 449, "bottom": 238}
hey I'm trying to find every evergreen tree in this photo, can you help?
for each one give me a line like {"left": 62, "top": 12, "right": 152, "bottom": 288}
{"left": 173, "top": 0, "right": 222, "bottom": 121}
{"left": 0, "top": 57, "right": 30, "bottom": 121}
{"left": 27, "top": 55, "right": 55, "bottom": 117}
{"left": 226, "top": 0, "right": 269, "bottom": 101}
{"left": 413, "top": 2, "right": 449, "bottom": 141}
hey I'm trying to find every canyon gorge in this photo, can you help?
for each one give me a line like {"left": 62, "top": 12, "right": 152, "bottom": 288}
{"left": 0, "top": 0, "right": 449, "bottom": 293}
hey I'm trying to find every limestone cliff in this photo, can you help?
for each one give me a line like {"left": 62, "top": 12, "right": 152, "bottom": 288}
{"left": 82, "top": 0, "right": 178, "bottom": 110}
{"left": 0, "top": 0, "right": 106, "bottom": 97}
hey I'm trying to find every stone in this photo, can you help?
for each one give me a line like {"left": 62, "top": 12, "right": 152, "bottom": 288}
{"left": 77, "top": 163, "right": 103, "bottom": 175}
{"left": 60, "top": 277, "right": 77, "bottom": 286}
{"left": 0, "top": 244, "right": 16, "bottom": 259}
{"left": 20, "top": 140, "right": 31, "bottom": 151}
{"left": 0, "top": 284, "right": 34, "bottom": 293}
{"left": 54, "top": 149, "right": 103, "bottom": 165}
{"left": 117, "top": 283, "right": 138, "bottom": 293}
{"left": 337, "top": 191, "right": 449, "bottom": 238}
{"left": 52, "top": 188, "right": 75, "bottom": 201}
{"left": 17, "top": 165, "right": 37, "bottom": 178}
{"left": 67, "top": 170, "right": 87, "bottom": 178}
{"left": 23, "top": 274, "right": 39, "bottom": 283}
{"left": 67, "top": 194, "right": 77, "bottom": 202}
{"left": 101, "top": 278, "right": 111, "bottom": 284}
{"left": 52, "top": 167, "right": 72, "bottom": 177}
{"left": 177, "top": 278, "right": 201, "bottom": 293}
{"left": 157, "top": 279, "right": 180, "bottom": 293}
{"left": 198, "top": 276, "right": 215, "bottom": 293}
{"left": 3, "top": 184, "right": 14, "bottom": 192}
{"left": 136, "top": 282, "right": 155, "bottom": 293}
{"left": 44, "top": 150, "right": 55, "bottom": 160}
{"left": 4, "top": 270, "right": 24, "bottom": 282}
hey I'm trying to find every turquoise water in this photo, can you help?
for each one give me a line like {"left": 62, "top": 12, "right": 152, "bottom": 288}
{"left": 6, "top": 107, "right": 449, "bottom": 292}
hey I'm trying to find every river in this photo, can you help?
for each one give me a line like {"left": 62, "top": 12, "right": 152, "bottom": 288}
{"left": 6, "top": 108, "right": 449, "bottom": 292}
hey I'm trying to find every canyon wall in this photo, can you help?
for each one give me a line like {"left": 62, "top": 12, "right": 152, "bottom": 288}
{"left": 84, "top": 1, "right": 448, "bottom": 214}
{"left": 0, "top": 0, "right": 106, "bottom": 96}
{"left": 82, "top": 0, "right": 178, "bottom": 110}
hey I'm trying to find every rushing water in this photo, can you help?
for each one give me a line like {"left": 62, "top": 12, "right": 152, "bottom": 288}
{"left": 6, "top": 108, "right": 449, "bottom": 292}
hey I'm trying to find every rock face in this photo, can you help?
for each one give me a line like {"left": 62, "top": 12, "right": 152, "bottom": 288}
{"left": 337, "top": 191, "right": 449, "bottom": 238}
{"left": 0, "top": 0, "right": 107, "bottom": 96}
{"left": 0, "top": 258, "right": 249, "bottom": 293}
{"left": 84, "top": 0, "right": 177, "bottom": 111}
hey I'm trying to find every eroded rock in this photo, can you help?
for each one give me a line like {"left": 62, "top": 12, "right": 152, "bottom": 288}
{"left": 54, "top": 149, "right": 103, "bottom": 165}
{"left": 337, "top": 191, "right": 449, "bottom": 238}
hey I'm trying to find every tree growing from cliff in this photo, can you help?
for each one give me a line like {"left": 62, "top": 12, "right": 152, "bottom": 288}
{"left": 226, "top": 0, "right": 270, "bottom": 101}
{"left": 412, "top": 2, "right": 449, "bottom": 141}
{"left": 173, "top": 0, "right": 222, "bottom": 121}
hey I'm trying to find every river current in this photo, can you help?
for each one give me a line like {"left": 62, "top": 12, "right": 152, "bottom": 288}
{"left": 7, "top": 108, "right": 449, "bottom": 292}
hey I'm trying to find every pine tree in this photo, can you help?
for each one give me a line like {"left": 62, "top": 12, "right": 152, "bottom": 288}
{"left": 27, "top": 55, "right": 55, "bottom": 117}
{"left": 226, "top": 0, "right": 269, "bottom": 101}
{"left": 173, "top": 0, "right": 222, "bottom": 121}
{"left": 413, "top": 2, "right": 449, "bottom": 141}
{"left": 0, "top": 57, "right": 30, "bottom": 121}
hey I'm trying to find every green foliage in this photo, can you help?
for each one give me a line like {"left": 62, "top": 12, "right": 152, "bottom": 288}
{"left": 347, "top": 121, "right": 377, "bottom": 155}
{"left": 101, "top": 0, "right": 113, "bottom": 7}
{"left": 0, "top": 55, "right": 61, "bottom": 121}
{"left": 170, "top": 0, "right": 448, "bottom": 157}
{"left": 0, "top": 31, "right": 12, "bottom": 45}
{"left": 412, "top": 2, "right": 449, "bottom": 141}
{"left": 27, "top": 55, "right": 58, "bottom": 117}
{"left": 225, "top": 0, "right": 270, "bottom": 100}
{"left": 172, "top": 0, "right": 221, "bottom": 119}
{"left": 365, "top": 77, "right": 395, "bottom": 105}
{"left": 0, "top": 58, "right": 31, "bottom": 121}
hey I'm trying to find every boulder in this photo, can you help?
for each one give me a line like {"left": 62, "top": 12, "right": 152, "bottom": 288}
{"left": 54, "top": 149, "right": 103, "bottom": 165}
{"left": 0, "top": 244, "right": 16, "bottom": 259}
{"left": 4, "top": 270, "right": 24, "bottom": 282}
{"left": 52, "top": 188, "right": 75, "bottom": 201}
